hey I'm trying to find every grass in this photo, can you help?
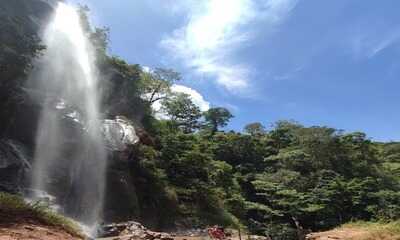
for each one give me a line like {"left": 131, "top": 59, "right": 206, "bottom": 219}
{"left": 0, "top": 191, "right": 84, "bottom": 238}
{"left": 341, "top": 220, "right": 400, "bottom": 240}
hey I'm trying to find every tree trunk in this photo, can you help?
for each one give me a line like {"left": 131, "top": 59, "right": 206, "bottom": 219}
{"left": 292, "top": 217, "right": 306, "bottom": 240}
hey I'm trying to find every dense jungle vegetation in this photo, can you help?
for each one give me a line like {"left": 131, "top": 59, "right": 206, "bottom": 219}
{"left": 1, "top": 4, "right": 399, "bottom": 240}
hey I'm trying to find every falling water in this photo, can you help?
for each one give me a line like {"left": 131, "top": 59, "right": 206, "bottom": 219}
{"left": 30, "top": 2, "right": 107, "bottom": 228}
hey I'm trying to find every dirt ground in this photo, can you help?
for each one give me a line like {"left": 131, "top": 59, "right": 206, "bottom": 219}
{"left": 306, "top": 227, "right": 400, "bottom": 240}
{"left": 0, "top": 223, "right": 81, "bottom": 240}
{"left": 6, "top": 219, "right": 399, "bottom": 240}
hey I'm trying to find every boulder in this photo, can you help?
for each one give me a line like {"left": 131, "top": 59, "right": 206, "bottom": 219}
{"left": 100, "top": 221, "right": 174, "bottom": 240}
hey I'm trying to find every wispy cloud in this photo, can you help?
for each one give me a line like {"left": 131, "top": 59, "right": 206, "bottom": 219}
{"left": 350, "top": 28, "right": 400, "bottom": 59}
{"left": 273, "top": 65, "right": 304, "bottom": 81}
{"left": 369, "top": 32, "right": 400, "bottom": 58}
{"left": 161, "top": 0, "right": 298, "bottom": 95}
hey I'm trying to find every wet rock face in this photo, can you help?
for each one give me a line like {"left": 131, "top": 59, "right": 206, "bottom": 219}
{"left": 32, "top": 97, "right": 140, "bottom": 151}
{"left": 100, "top": 221, "right": 174, "bottom": 240}
{"left": 0, "top": 0, "right": 57, "bottom": 32}
{"left": 0, "top": 0, "right": 57, "bottom": 142}
{"left": 103, "top": 166, "right": 140, "bottom": 222}
{"left": 0, "top": 140, "right": 31, "bottom": 193}
{"left": 102, "top": 116, "right": 139, "bottom": 151}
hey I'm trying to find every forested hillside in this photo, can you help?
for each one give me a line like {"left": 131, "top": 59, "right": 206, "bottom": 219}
{"left": 0, "top": 2, "right": 399, "bottom": 240}
{"left": 72, "top": 7, "right": 400, "bottom": 239}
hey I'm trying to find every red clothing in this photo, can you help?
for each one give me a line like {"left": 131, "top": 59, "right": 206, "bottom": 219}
{"left": 208, "top": 227, "right": 226, "bottom": 240}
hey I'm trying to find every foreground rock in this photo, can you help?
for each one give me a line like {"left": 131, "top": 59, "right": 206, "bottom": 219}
{"left": 100, "top": 221, "right": 173, "bottom": 240}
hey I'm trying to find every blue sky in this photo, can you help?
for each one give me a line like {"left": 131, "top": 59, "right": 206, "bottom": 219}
{"left": 69, "top": 0, "right": 400, "bottom": 141}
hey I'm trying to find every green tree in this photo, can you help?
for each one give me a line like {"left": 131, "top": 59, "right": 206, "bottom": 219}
{"left": 211, "top": 132, "right": 266, "bottom": 172}
{"left": 244, "top": 122, "right": 266, "bottom": 136}
{"left": 203, "top": 107, "right": 233, "bottom": 134}
{"left": 140, "top": 68, "right": 181, "bottom": 105}
{"left": 162, "top": 93, "right": 201, "bottom": 133}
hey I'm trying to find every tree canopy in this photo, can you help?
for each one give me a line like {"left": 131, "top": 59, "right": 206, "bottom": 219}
{"left": 203, "top": 107, "right": 234, "bottom": 134}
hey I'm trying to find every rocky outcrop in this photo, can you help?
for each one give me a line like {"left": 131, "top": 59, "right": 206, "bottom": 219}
{"left": 100, "top": 221, "right": 174, "bottom": 240}
{"left": 103, "top": 166, "right": 140, "bottom": 222}
{"left": 0, "top": 0, "right": 57, "bottom": 35}
{"left": 0, "top": 140, "right": 30, "bottom": 193}
{"left": 102, "top": 116, "right": 139, "bottom": 151}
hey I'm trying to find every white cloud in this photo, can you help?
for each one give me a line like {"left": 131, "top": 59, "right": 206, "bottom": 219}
{"left": 142, "top": 65, "right": 151, "bottom": 73}
{"left": 161, "top": 0, "right": 297, "bottom": 95}
{"left": 152, "top": 100, "right": 167, "bottom": 120}
{"left": 152, "top": 84, "right": 210, "bottom": 120}
{"left": 171, "top": 84, "right": 210, "bottom": 111}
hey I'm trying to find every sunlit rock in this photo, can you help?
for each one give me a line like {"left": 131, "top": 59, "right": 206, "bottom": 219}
{"left": 102, "top": 116, "right": 139, "bottom": 151}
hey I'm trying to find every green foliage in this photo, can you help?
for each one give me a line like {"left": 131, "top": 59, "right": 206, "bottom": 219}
{"left": 211, "top": 132, "right": 267, "bottom": 173}
{"left": 138, "top": 113, "right": 398, "bottom": 238}
{"left": 378, "top": 142, "right": 400, "bottom": 163}
{"left": 244, "top": 122, "right": 266, "bottom": 136}
{"left": 155, "top": 118, "right": 398, "bottom": 237}
{"left": 140, "top": 68, "right": 181, "bottom": 105}
{"left": 367, "top": 190, "right": 400, "bottom": 220}
{"left": 264, "top": 223, "right": 298, "bottom": 240}
{"left": 139, "top": 113, "right": 400, "bottom": 237}
{"left": 203, "top": 107, "right": 233, "bottom": 134}
{"left": 162, "top": 93, "right": 202, "bottom": 133}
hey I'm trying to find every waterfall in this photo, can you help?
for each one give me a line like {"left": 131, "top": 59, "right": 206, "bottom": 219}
{"left": 30, "top": 2, "right": 107, "bottom": 228}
